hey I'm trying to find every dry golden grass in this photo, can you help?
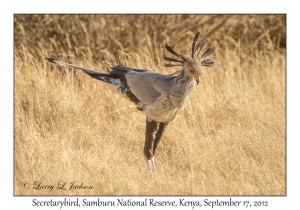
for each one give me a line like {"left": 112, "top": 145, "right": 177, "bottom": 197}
{"left": 14, "top": 14, "right": 286, "bottom": 195}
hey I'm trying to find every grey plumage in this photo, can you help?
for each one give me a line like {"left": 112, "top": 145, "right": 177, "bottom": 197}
{"left": 46, "top": 32, "right": 215, "bottom": 173}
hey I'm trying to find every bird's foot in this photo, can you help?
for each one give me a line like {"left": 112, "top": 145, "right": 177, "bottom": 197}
{"left": 147, "top": 157, "right": 156, "bottom": 175}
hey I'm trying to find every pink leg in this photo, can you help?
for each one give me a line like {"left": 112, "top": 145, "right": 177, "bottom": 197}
{"left": 146, "top": 157, "right": 156, "bottom": 174}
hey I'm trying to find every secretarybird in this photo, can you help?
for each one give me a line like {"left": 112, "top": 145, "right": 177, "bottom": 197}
{"left": 46, "top": 32, "right": 215, "bottom": 173}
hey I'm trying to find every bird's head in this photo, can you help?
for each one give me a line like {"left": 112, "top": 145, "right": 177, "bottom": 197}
{"left": 164, "top": 32, "right": 215, "bottom": 85}
{"left": 181, "top": 55, "right": 202, "bottom": 84}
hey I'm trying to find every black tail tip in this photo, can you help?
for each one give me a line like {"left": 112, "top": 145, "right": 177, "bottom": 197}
{"left": 45, "top": 57, "right": 56, "bottom": 63}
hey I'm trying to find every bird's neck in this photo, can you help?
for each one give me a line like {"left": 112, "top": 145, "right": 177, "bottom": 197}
{"left": 170, "top": 70, "right": 197, "bottom": 107}
{"left": 174, "top": 70, "right": 196, "bottom": 88}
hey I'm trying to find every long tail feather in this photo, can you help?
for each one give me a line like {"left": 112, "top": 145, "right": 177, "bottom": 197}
{"left": 45, "top": 57, "right": 109, "bottom": 79}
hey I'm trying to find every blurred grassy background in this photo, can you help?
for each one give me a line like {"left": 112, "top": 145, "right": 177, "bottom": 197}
{"left": 14, "top": 14, "right": 285, "bottom": 195}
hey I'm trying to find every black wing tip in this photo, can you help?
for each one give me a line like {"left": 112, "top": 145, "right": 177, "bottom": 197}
{"left": 45, "top": 57, "right": 57, "bottom": 63}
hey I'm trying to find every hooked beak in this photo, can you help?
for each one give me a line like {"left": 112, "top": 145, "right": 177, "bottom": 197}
{"left": 192, "top": 73, "right": 200, "bottom": 85}
{"left": 191, "top": 75, "right": 199, "bottom": 85}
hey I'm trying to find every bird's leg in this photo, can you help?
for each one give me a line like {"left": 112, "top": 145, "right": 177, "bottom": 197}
{"left": 153, "top": 122, "right": 169, "bottom": 157}
{"left": 144, "top": 117, "right": 159, "bottom": 173}
{"left": 147, "top": 157, "right": 156, "bottom": 174}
